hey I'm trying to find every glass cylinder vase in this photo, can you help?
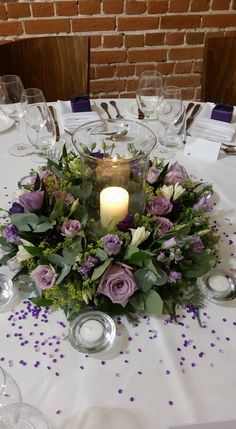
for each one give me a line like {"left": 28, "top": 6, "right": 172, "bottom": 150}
{"left": 72, "top": 119, "right": 156, "bottom": 228}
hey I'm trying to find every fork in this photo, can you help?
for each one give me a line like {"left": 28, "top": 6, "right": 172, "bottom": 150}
{"left": 109, "top": 100, "right": 124, "bottom": 119}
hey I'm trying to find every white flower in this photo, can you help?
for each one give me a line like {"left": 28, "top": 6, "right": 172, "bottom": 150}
{"left": 7, "top": 257, "right": 22, "bottom": 271}
{"left": 160, "top": 184, "right": 174, "bottom": 200}
{"left": 173, "top": 183, "right": 185, "bottom": 201}
{"left": 16, "top": 239, "right": 34, "bottom": 262}
{"left": 130, "top": 227, "right": 150, "bottom": 247}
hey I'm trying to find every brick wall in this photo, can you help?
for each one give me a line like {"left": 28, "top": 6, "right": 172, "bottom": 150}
{"left": 0, "top": 0, "right": 236, "bottom": 100}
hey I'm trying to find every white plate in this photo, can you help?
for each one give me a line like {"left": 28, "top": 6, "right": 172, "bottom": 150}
{"left": 0, "top": 111, "right": 14, "bottom": 132}
{"left": 125, "top": 103, "right": 158, "bottom": 120}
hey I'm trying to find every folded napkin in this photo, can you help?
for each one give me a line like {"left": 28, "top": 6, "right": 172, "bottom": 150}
{"left": 56, "top": 100, "right": 101, "bottom": 134}
{"left": 189, "top": 102, "right": 236, "bottom": 143}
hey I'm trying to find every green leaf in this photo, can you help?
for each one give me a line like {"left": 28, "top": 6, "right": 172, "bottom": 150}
{"left": 179, "top": 250, "right": 216, "bottom": 278}
{"left": 56, "top": 265, "right": 71, "bottom": 285}
{"left": 145, "top": 259, "right": 167, "bottom": 286}
{"left": 68, "top": 199, "right": 80, "bottom": 217}
{"left": 91, "top": 258, "right": 113, "bottom": 281}
{"left": 134, "top": 268, "right": 157, "bottom": 292}
{"left": 10, "top": 213, "right": 39, "bottom": 232}
{"left": 34, "top": 222, "right": 53, "bottom": 233}
{"left": 48, "top": 253, "right": 66, "bottom": 268}
{"left": 49, "top": 164, "right": 64, "bottom": 180}
{"left": 130, "top": 292, "right": 145, "bottom": 311}
{"left": 62, "top": 249, "right": 77, "bottom": 266}
{"left": 49, "top": 197, "right": 65, "bottom": 221}
{"left": 124, "top": 245, "right": 139, "bottom": 260}
{"left": 95, "top": 248, "right": 108, "bottom": 261}
{"left": 144, "top": 289, "right": 163, "bottom": 316}
{"left": 23, "top": 246, "right": 43, "bottom": 257}
{"left": 30, "top": 297, "right": 53, "bottom": 307}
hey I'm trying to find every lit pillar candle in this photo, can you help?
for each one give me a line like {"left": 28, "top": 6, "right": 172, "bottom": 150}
{"left": 100, "top": 186, "right": 129, "bottom": 228}
{"left": 208, "top": 274, "right": 230, "bottom": 297}
{"left": 79, "top": 319, "right": 104, "bottom": 347}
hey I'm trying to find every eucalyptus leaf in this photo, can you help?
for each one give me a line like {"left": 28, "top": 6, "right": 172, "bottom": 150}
{"left": 56, "top": 265, "right": 71, "bottom": 285}
{"left": 134, "top": 268, "right": 157, "bottom": 292}
{"left": 91, "top": 258, "right": 113, "bottom": 281}
{"left": 130, "top": 292, "right": 145, "bottom": 311}
{"left": 62, "top": 249, "right": 77, "bottom": 266}
{"left": 30, "top": 297, "right": 53, "bottom": 307}
{"left": 34, "top": 222, "right": 53, "bottom": 233}
{"left": 48, "top": 253, "right": 66, "bottom": 268}
{"left": 124, "top": 245, "right": 139, "bottom": 260}
{"left": 49, "top": 197, "right": 65, "bottom": 221}
{"left": 24, "top": 246, "right": 43, "bottom": 257}
{"left": 145, "top": 259, "right": 167, "bottom": 285}
{"left": 10, "top": 213, "right": 39, "bottom": 232}
{"left": 179, "top": 251, "right": 216, "bottom": 278}
{"left": 144, "top": 289, "right": 163, "bottom": 316}
{"left": 95, "top": 248, "right": 108, "bottom": 261}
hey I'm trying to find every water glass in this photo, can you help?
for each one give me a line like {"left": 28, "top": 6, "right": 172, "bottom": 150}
{"left": 26, "top": 107, "right": 56, "bottom": 161}
{"left": 136, "top": 70, "right": 163, "bottom": 119}
{"left": 0, "top": 366, "right": 22, "bottom": 409}
{"left": 0, "top": 403, "right": 50, "bottom": 429}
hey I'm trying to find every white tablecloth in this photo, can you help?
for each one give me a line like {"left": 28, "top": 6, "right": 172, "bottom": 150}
{"left": 0, "top": 99, "right": 236, "bottom": 429}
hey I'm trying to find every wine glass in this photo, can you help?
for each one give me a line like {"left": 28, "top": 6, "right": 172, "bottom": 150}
{"left": 136, "top": 70, "right": 163, "bottom": 119}
{"left": 0, "top": 365, "right": 22, "bottom": 409}
{"left": 156, "top": 86, "right": 182, "bottom": 157}
{"left": 0, "top": 75, "right": 31, "bottom": 157}
{"left": 21, "top": 88, "right": 55, "bottom": 162}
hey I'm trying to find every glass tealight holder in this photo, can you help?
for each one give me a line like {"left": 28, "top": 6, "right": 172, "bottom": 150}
{"left": 0, "top": 274, "right": 13, "bottom": 310}
{"left": 72, "top": 119, "right": 156, "bottom": 228}
{"left": 197, "top": 268, "right": 236, "bottom": 303}
{"left": 68, "top": 311, "right": 116, "bottom": 354}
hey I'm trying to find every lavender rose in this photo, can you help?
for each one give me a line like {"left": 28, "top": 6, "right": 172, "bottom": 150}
{"left": 31, "top": 265, "right": 57, "bottom": 290}
{"left": 190, "top": 236, "right": 204, "bottom": 252}
{"left": 19, "top": 190, "right": 44, "bottom": 212}
{"left": 147, "top": 166, "right": 160, "bottom": 185}
{"left": 164, "top": 162, "right": 188, "bottom": 185}
{"left": 193, "top": 197, "right": 213, "bottom": 213}
{"left": 97, "top": 263, "right": 137, "bottom": 307}
{"left": 162, "top": 237, "right": 177, "bottom": 249}
{"left": 148, "top": 196, "right": 173, "bottom": 216}
{"left": 2, "top": 224, "right": 21, "bottom": 244}
{"left": 61, "top": 219, "right": 82, "bottom": 237}
{"left": 155, "top": 217, "right": 173, "bottom": 236}
{"left": 103, "top": 234, "right": 122, "bottom": 256}
{"left": 9, "top": 202, "right": 24, "bottom": 215}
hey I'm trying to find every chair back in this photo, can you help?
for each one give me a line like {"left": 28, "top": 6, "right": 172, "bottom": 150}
{"left": 201, "top": 35, "right": 236, "bottom": 105}
{"left": 0, "top": 36, "right": 90, "bottom": 101}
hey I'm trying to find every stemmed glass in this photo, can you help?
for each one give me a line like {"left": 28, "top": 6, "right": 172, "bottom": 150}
{"left": 156, "top": 86, "right": 182, "bottom": 156}
{"left": 21, "top": 88, "right": 56, "bottom": 162}
{"left": 0, "top": 75, "right": 31, "bottom": 157}
{"left": 0, "top": 365, "right": 22, "bottom": 409}
{"left": 136, "top": 70, "right": 163, "bottom": 119}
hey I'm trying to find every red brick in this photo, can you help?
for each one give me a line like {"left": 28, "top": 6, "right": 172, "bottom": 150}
{"left": 91, "top": 50, "right": 127, "bottom": 64}
{"left": 103, "top": 0, "right": 124, "bottom": 13}
{"left": 175, "top": 61, "right": 193, "bottom": 74}
{"left": 169, "top": 47, "right": 203, "bottom": 60}
{"left": 169, "top": 0, "right": 189, "bottom": 12}
{"left": 120, "top": 92, "right": 136, "bottom": 98}
{"left": 161, "top": 15, "right": 201, "bottom": 29}
{"left": 193, "top": 60, "right": 203, "bottom": 73}
{"left": 90, "top": 79, "right": 126, "bottom": 94}
{"left": 165, "top": 32, "right": 185, "bottom": 45}
{"left": 202, "top": 14, "right": 236, "bottom": 28}
{"left": 136, "top": 64, "right": 156, "bottom": 74}
{"left": 24, "top": 19, "right": 70, "bottom": 34}
{"left": 32, "top": 3, "right": 54, "bottom": 17}
{"left": 0, "top": 4, "right": 7, "bottom": 20}
{"left": 147, "top": 0, "right": 168, "bottom": 14}
{"left": 211, "top": 0, "right": 231, "bottom": 9}
{"left": 181, "top": 87, "right": 196, "bottom": 100}
{"left": 190, "top": 0, "right": 210, "bottom": 12}
{"left": 55, "top": 1, "right": 78, "bottom": 16}
{"left": 79, "top": 0, "right": 101, "bottom": 14}
{"left": 166, "top": 75, "right": 201, "bottom": 87}
{"left": 156, "top": 62, "right": 175, "bottom": 74}
{"left": 186, "top": 32, "right": 205, "bottom": 45}
{"left": 90, "top": 35, "right": 102, "bottom": 48}
{"left": 126, "top": 1, "right": 147, "bottom": 14}
{"left": 103, "top": 35, "right": 123, "bottom": 48}
{"left": 195, "top": 87, "right": 201, "bottom": 100}
{"left": 116, "top": 64, "right": 135, "bottom": 77}
{"left": 126, "top": 79, "right": 139, "bottom": 91}
{"left": 95, "top": 65, "right": 116, "bottom": 79}
{"left": 72, "top": 17, "right": 115, "bottom": 32}
{"left": 125, "top": 34, "right": 144, "bottom": 48}
{"left": 145, "top": 32, "right": 165, "bottom": 46}
{"left": 90, "top": 66, "right": 95, "bottom": 80}
{"left": 7, "top": 2, "right": 31, "bottom": 18}
{"left": 0, "top": 22, "right": 23, "bottom": 36}
{"left": 118, "top": 16, "right": 159, "bottom": 31}
{"left": 128, "top": 48, "right": 167, "bottom": 62}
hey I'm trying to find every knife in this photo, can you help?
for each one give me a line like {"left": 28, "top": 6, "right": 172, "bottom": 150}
{"left": 49, "top": 105, "right": 60, "bottom": 142}
{"left": 186, "top": 104, "right": 201, "bottom": 130}
{"left": 174, "top": 102, "right": 195, "bottom": 127}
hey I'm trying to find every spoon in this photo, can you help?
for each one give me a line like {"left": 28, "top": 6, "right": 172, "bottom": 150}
{"left": 221, "top": 145, "right": 236, "bottom": 155}
{"left": 109, "top": 100, "right": 123, "bottom": 119}
{"left": 100, "top": 102, "right": 112, "bottom": 119}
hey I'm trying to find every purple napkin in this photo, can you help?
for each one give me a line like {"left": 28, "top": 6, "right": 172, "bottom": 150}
{"left": 211, "top": 104, "right": 233, "bottom": 123}
{"left": 70, "top": 95, "right": 91, "bottom": 113}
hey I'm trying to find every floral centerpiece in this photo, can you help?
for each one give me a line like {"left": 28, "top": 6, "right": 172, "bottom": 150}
{"left": 0, "top": 146, "right": 219, "bottom": 322}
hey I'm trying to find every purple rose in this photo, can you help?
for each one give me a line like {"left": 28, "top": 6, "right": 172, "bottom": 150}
{"left": 155, "top": 217, "right": 173, "bottom": 236}
{"left": 9, "top": 202, "right": 24, "bottom": 215}
{"left": 193, "top": 197, "right": 213, "bottom": 213}
{"left": 19, "top": 190, "right": 44, "bottom": 212}
{"left": 190, "top": 236, "right": 204, "bottom": 252}
{"left": 79, "top": 256, "right": 100, "bottom": 278}
{"left": 117, "top": 214, "right": 135, "bottom": 232}
{"left": 162, "top": 237, "right": 177, "bottom": 249}
{"left": 164, "top": 162, "right": 188, "bottom": 185}
{"left": 168, "top": 271, "right": 182, "bottom": 284}
{"left": 61, "top": 219, "right": 82, "bottom": 237}
{"left": 97, "top": 263, "right": 137, "bottom": 307}
{"left": 148, "top": 196, "right": 173, "bottom": 216}
{"left": 31, "top": 265, "right": 57, "bottom": 290}
{"left": 147, "top": 166, "right": 160, "bottom": 184}
{"left": 103, "top": 234, "right": 122, "bottom": 256}
{"left": 2, "top": 224, "right": 21, "bottom": 244}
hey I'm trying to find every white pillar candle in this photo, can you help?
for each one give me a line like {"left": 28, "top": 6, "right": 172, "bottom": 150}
{"left": 100, "top": 186, "right": 129, "bottom": 228}
{"left": 208, "top": 274, "right": 230, "bottom": 295}
{"left": 80, "top": 319, "right": 104, "bottom": 346}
